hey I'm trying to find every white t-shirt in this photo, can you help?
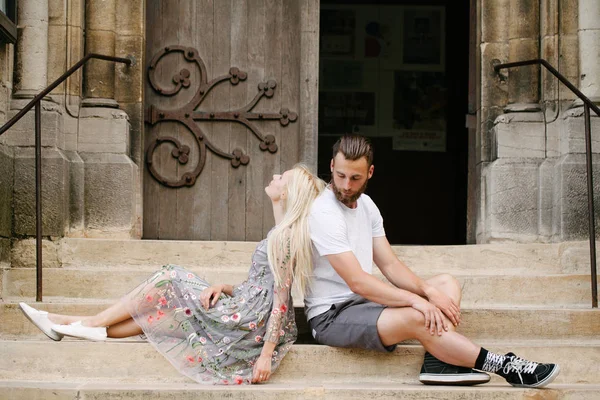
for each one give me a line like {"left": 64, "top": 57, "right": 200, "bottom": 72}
{"left": 305, "top": 187, "right": 386, "bottom": 320}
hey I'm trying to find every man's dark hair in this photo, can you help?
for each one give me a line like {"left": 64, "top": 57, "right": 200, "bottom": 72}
{"left": 332, "top": 134, "right": 374, "bottom": 167}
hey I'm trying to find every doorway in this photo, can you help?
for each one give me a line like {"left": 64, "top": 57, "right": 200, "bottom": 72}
{"left": 318, "top": 0, "right": 469, "bottom": 245}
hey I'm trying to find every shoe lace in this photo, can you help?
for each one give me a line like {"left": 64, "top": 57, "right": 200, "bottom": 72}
{"left": 482, "top": 353, "right": 505, "bottom": 373}
{"left": 502, "top": 356, "right": 538, "bottom": 383}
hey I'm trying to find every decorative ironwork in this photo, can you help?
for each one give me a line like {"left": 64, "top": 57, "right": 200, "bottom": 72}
{"left": 145, "top": 45, "right": 298, "bottom": 188}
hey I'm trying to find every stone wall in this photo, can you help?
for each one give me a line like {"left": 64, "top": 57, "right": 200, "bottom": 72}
{"left": 476, "top": 0, "right": 600, "bottom": 243}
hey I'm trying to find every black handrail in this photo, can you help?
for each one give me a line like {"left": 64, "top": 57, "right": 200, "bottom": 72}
{"left": 494, "top": 58, "right": 599, "bottom": 308}
{"left": 0, "top": 54, "right": 132, "bottom": 302}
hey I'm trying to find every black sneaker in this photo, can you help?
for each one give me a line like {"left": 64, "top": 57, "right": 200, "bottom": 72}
{"left": 500, "top": 352, "right": 560, "bottom": 388}
{"left": 419, "top": 352, "right": 491, "bottom": 386}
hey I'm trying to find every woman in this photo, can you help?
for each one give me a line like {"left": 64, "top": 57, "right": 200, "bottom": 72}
{"left": 19, "top": 164, "right": 326, "bottom": 385}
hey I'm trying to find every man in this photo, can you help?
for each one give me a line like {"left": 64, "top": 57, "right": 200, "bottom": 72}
{"left": 305, "top": 134, "right": 559, "bottom": 387}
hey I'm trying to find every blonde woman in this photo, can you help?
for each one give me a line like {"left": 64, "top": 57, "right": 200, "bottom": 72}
{"left": 19, "top": 164, "right": 326, "bottom": 385}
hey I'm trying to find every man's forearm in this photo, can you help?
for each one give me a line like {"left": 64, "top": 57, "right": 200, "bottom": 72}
{"left": 351, "top": 272, "right": 424, "bottom": 307}
{"left": 379, "top": 261, "right": 431, "bottom": 297}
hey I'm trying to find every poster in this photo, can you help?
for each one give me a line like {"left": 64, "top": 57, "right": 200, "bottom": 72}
{"left": 319, "top": 92, "right": 375, "bottom": 134}
{"left": 320, "top": 9, "right": 355, "bottom": 56}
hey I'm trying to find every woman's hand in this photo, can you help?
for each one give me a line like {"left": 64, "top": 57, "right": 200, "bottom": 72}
{"left": 251, "top": 355, "right": 272, "bottom": 383}
{"left": 199, "top": 284, "right": 224, "bottom": 310}
{"left": 411, "top": 297, "right": 448, "bottom": 336}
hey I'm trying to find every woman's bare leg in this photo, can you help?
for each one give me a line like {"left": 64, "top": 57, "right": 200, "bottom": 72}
{"left": 107, "top": 318, "right": 143, "bottom": 338}
{"left": 46, "top": 300, "right": 132, "bottom": 328}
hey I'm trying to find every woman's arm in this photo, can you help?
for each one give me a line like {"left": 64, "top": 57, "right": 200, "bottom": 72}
{"left": 199, "top": 283, "right": 236, "bottom": 310}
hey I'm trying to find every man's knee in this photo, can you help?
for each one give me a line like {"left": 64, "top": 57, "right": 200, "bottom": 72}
{"left": 429, "top": 273, "right": 461, "bottom": 293}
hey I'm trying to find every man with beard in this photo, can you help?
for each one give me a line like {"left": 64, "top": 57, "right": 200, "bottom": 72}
{"left": 304, "top": 134, "right": 560, "bottom": 388}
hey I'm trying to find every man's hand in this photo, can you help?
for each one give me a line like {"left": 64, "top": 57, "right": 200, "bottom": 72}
{"left": 199, "top": 284, "right": 224, "bottom": 310}
{"left": 411, "top": 297, "right": 448, "bottom": 336}
{"left": 251, "top": 355, "right": 272, "bottom": 383}
{"left": 424, "top": 286, "right": 461, "bottom": 327}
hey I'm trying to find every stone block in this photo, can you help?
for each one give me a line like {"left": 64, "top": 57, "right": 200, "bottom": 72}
{"left": 538, "top": 158, "right": 556, "bottom": 240}
{"left": 116, "top": 0, "right": 144, "bottom": 36}
{"left": 494, "top": 112, "right": 545, "bottom": 158}
{"left": 540, "top": 0, "right": 558, "bottom": 37}
{"left": 48, "top": 0, "right": 67, "bottom": 24}
{"left": 13, "top": 147, "right": 70, "bottom": 237}
{"left": 578, "top": 29, "right": 600, "bottom": 100}
{"left": 579, "top": 0, "right": 600, "bottom": 29}
{"left": 47, "top": 24, "right": 67, "bottom": 96}
{"left": 0, "top": 145, "right": 13, "bottom": 237}
{"left": 560, "top": 0, "right": 579, "bottom": 34}
{"left": 64, "top": 151, "right": 84, "bottom": 235}
{"left": 486, "top": 159, "right": 542, "bottom": 241}
{"left": 115, "top": 35, "right": 143, "bottom": 104}
{"left": 508, "top": 0, "right": 539, "bottom": 40}
{"left": 84, "top": 29, "right": 116, "bottom": 99}
{"left": 480, "top": 42, "right": 509, "bottom": 108}
{"left": 86, "top": 0, "right": 116, "bottom": 31}
{"left": 119, "top": 102, "right": 143, "bottom": 165}
{"left": 81, "top": 152, "right": 138, "bottom": 237}
{"left": 62, "top": 111, "right": 78, "bottom": 151}
{"left": 507, "top": 38, "right": 540, "bottom": 105}
{"left": 0, "top": 237, "right": 9, "bottom": 264}
{"left": 481, "top": 0, "right": 509, "bottom": 42}
{"left": 78, "top": 107, "right": 130, "bottom": 153}
{"left": 0, "top": 101, "right": 63, "bottom": 148}
{"left": 558, "top": 35, "right": 579, "bottom": 101}
{"left": 10, "top": 238, "right": 61, "bottom": 268}
{"left": 545, "top": 117, "right": 560, "bottom": 157}
{"left": 560, "top": 108, "right": 600, "bottom": 155}
{"left": 552, "top": 154, "right": 600, "bottom": 241}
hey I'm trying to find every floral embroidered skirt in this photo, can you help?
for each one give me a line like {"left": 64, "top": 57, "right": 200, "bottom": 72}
{"left": 123, "top": 264, "right": 296, "bottom": 385}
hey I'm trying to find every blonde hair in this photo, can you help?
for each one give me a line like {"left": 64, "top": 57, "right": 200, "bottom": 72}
{"left": 267, "top": 164, "right": 326, "bottom": 297}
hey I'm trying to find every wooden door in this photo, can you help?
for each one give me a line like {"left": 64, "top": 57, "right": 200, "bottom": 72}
{"left": 143, "top": 0, "right": 301, "bottom": 241}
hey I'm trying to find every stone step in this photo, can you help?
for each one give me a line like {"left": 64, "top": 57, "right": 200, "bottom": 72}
{"left": 12, "top": 237, "right": 598, "bottom": 275}
{"left": 0, "top": 341, "right": 597, "bottom": 385}
{"left": 2, "top": 381, "right": 600, "bottom": 400}
{"left": 2, "top": 301, "right": 599, "bottom": 343}
{"left": 4, "top": 267, "right": 597, "bottom": 307}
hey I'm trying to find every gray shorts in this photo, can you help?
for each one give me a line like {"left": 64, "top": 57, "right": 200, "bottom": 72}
{"left": 308, "top": 296, "right": 397, "bottom": 353}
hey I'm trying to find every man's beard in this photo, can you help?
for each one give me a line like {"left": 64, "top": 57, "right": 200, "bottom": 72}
{"left": 330, "top": 178, "right": 369, "bottom": 207}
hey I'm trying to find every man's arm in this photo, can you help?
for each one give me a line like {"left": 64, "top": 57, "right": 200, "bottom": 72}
{"left": 372, "top": 236, "right": 461, "bottom": 326}
{"left": 326, "top": 251, "right": 450, "bottom": 334}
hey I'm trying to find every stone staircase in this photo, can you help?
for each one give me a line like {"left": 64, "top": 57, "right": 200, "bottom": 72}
{"left": 1, "top": 238, "right": 599, "bottom": 399}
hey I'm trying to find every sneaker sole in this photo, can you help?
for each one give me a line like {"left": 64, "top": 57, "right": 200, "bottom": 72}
{"left": 18, "top": 303, "right": 63, "bottom": 341}
{"left": 509, "top": 364, "right": 561, "bottom": 388}
{"left": 419, "top": 373, "right": 491, "bottom": 386}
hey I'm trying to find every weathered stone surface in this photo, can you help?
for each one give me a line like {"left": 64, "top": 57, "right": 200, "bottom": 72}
{"left": 559, "top": 34, "right": 579, "bottom": 101}
{"left": 10, "top": 238, "right": 60, "bottom": 269}
{"left": 480, "top": 43, "right": 509, "bottom": 108}
{"left": 578, "top": 29, "right": 600, "bottom": 101}
{"left": 47, "top": 24, "right": 67, "bottom": 96}
{"left": 13, "top": 147, "right": 70, "bottom": 236}
{"left": 486, "top": 159, "right": 542, "bottom": 241}
{"left": 116, "top": 0, "right": 144, "bottom": 36}
{"left": 481, "top": 0, "right": 509, "bottom": 42}
{"left": 0, "top": 238, "right": 9, "bottom": 264}
{"left": 14, "top": 0, "right": 48, "bottom": 94}
{"left": 81, "top": 152, "right": 137, "bottom": 237}
{"left": 86, "top": 0, "right": 116, "bottom": 31}
{"left": 64, "top": 150, "right": 84, "bottom": 235}
{"left": 0, "top": 144, "right": 13, "bottom": 237}
{"left": 0, "top": 101, "right": 63, "bottom": 148}
{"left": 494, "top": 112, "right": 546, "bottom": 158}
{"left": 84, "top": 30, "right": 116, "bottom": 99}
{"left": 552, "top": 153, "right": 600, "bottom": 241}
{"left": 78, "top": 107, "right": 130, "bottom": 154}
{"left": 507, "top": 38, "right": 540, "bottom": 105}
{"left": 561, "top": 0, "right": 579, "bottom": 34}
{"left": 560, "top": 109, "right": 600, "bottom": 155}
{"left": 115, "top": 35, "right": 143, "bottom": 104}
{"left": 538, "top": 158, "right": 556, "bottom": 240}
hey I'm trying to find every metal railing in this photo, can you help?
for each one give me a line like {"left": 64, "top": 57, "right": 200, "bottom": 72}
{"left": 0, "top": 54, "right": 132, "bottom": 302}
{"left": 494, "top": 59, "right": 599, "bottom": 308}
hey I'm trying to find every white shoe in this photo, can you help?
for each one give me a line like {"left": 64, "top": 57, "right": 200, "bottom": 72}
{"left": 52, "top": 321, "right": 107, "bottom": 341}
{"left": 18, "top": 302, "right": 64, "bottom": 341}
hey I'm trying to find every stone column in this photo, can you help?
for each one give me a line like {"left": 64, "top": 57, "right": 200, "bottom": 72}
{"left": 505, "top": 0, "right": 541, "bottom": 112}
{"left": 82, "top": 0, "right": 118, "bottom": 108}
{"left": 14, "top": 0, "right": 49, "bottom": 98}
{"left": 578, "top": 0, "right": 600, "bottom": 103}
